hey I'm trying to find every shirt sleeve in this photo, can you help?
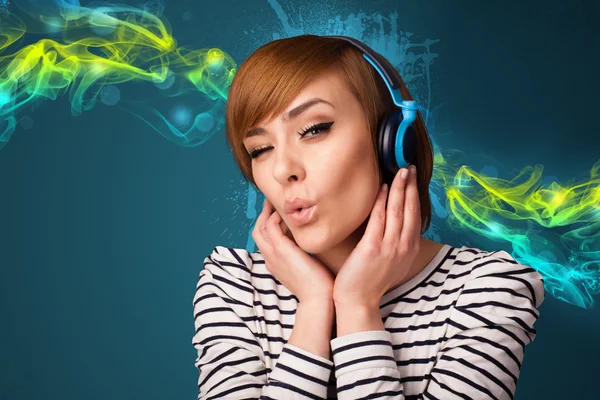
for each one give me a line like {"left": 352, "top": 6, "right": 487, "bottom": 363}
{"left": 329, "top": 251, "right": 545, "bottom": 400}
{"left": 192, "top": 247, "right": 334, "bottom": 399}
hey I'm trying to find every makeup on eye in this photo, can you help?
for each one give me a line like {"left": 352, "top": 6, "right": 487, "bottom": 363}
{"left": 247, "top": 120, "right": 335, "bottom": 159}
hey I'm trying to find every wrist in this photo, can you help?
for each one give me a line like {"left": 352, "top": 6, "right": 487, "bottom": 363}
{"left": 333, "top": 296, "right": 380, "bottom": 311}
{"left": 298, "top": 297, "right": 335, "bottom": 312}
{"left": 334, "top": 302, "right": 379, "bottom": 316}
{"left": 334, "top": 303, "right": 384, "bottom": 336}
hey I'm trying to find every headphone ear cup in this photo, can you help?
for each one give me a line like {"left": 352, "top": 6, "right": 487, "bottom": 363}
{"left": 377, "top": 109, "right": 402, "bottom": 185}
{"left": 402, "top": 123, "right": 418, "bottom": 166}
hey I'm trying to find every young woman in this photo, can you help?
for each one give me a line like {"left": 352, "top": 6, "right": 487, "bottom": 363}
{"left": 192, "top": 34, "right": 544, "bottom": 400}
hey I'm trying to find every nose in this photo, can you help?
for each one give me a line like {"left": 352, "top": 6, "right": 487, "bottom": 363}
{"left": 272, "top": 147, "right": 306, "bottom": 185}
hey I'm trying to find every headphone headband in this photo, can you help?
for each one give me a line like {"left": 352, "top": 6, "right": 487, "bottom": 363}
{"left": 325, "top": 35, "right": 400, "bottom": 89}
{"left": 324, "top": 35, "right": 415, "bottom": 109}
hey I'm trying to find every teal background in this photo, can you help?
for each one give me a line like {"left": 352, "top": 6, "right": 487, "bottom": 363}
{"left": 1, "top": 0, "right": 599, "bottom": 399}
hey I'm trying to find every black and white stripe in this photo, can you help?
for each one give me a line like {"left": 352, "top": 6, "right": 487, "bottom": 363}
{"left": 193, "top": 244, "right": 544, "bottom": 399}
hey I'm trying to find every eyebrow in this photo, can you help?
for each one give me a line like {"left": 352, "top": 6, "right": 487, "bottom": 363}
{"left": 244, "top": 97, "right": 335, "bottom": 140}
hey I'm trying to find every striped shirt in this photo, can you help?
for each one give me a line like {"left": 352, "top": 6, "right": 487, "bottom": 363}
{"left": 192, "top": 243, "right": 544, "bottom": 399}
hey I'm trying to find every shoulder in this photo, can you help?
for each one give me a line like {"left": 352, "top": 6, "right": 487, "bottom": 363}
{"left": 202, "top": 245, "right": 261, "bottom": 279}
{"left": 453, "top": 245, "right": 545, "bottom": 314}
{"left": 195, "top": 246, "right": 263, "bottom": 307}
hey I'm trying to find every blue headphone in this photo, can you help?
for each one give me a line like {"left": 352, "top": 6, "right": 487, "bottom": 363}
{"left": 324, "top": 35, "right": 419, "bottom": 186}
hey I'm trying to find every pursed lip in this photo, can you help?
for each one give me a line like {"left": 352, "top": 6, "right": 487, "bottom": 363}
{"left": 283, "top": 197, "right": 316, "bottom": 214}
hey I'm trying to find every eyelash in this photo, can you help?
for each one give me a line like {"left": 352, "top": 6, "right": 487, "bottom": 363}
{"left": 248, "top": 121, "right": 335, "bottom": 159}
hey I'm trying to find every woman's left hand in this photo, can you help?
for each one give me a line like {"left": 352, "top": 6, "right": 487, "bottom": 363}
{"left": 332, "top": 164, "right": 422, "bottom": 309}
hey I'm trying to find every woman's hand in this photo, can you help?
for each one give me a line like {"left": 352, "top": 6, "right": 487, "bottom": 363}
{"left": 332, "top": 164, "right": 422, "bottom": 309}
{"left": 252, "top": 197, "right": 335, "bottom": 304}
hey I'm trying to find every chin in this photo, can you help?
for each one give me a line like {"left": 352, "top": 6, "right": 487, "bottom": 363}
{"left": 291, "top": 229, "right": 332, "bottom": 255}
{"left": 289, "top": 207, "right": 366, "bottom": 254}
{"left": 294, "top": 237, "right": 325, "bottom": 255}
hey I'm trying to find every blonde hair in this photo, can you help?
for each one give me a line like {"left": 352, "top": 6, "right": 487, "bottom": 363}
{"left": 225, "top": 34, "right": 434, "bottom": 234}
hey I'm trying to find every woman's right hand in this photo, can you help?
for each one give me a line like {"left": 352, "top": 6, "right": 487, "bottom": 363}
{"left": 252, "top": 197, "right": 335, "bottom": 305}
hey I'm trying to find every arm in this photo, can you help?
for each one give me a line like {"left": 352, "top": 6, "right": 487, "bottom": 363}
{"left": 288, "top": 298, "right": 336, "bottom": 361}
{"left": 193, "top": 256, "right": 334, "bottom": 399}
{"left": 330, "top": 261, "right": 545, "bottom": 400}
{"left": 424, "top": 264, "right": 544, "bottom": 399}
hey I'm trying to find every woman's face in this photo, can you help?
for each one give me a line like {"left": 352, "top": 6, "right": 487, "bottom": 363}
{"left": 242, "top": 68, "right": 381, "bottom": 254}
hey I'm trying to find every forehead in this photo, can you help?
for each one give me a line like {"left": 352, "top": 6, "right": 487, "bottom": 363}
{"left": 290, "top": 68, "right": 348, "bottom": 105}
{"left": 256, "top": 69, "right": 349, "bottom": 128}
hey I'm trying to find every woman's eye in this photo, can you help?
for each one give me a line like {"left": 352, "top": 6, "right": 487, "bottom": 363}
{"left": 300, "top": 126, "right": 322, "bottom": 137}
{"left": 248, "top": 121, "right": 334, "bottom": 159}
{"left": 299, "top": 121, "right": 334, "bottom": 137}
{"left": 249, "top": 147, "right": 270, "bottom": 159}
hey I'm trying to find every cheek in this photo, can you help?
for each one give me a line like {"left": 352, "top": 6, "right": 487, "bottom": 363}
{"left": 314, "top": 135, "right": 376, "bottom": 186}
{"left": 315, "top": 146, "right": 379, "bottom": 231}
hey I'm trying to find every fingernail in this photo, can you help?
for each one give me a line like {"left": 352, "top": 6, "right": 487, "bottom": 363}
{"left": 401, "top": 168, "right": 408, "bottom": 178}
{"left": 382, "top": 183, "right": 388, "bottom": 192}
